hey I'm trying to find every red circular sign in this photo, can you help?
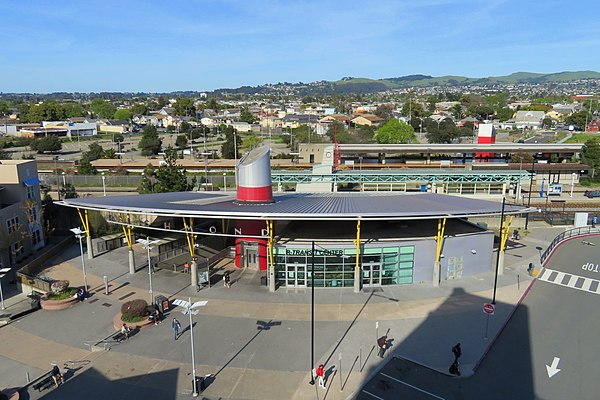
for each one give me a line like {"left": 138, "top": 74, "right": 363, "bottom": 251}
{"left": 483, "top": 303, "right": 495, "bottom": 315}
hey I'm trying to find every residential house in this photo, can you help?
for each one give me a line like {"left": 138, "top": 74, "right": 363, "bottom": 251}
{"left": 513, "top": 110, "right": 546, "bottom": 130}
{"left": 587, "top": 121, "right": 600, "bottom": 132}
{"left": 350, "top": 114, "right": 384, "bottom": 127}
{"left": 0, "top": 160, "right": 45, "bottom": 279}
{"left": 228, "top": 121, "right": 252, "bottom": 133}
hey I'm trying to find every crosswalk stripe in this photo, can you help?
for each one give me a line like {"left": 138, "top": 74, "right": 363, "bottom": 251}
{"left": 538, "top": 268, "right": 600, "bottom": 295}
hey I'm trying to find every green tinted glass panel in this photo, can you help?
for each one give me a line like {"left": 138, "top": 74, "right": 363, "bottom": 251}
{"left": 398, "top": 269, "right": 413, "bottom": 277}
{"left": 400, "top": 246, "right": 415, "bottom": 254}
{"left": 398, "top": 276, "right": 413, "bottom": 284}
{"left": 399, "top": 254, "right": 414, "bottom": 262}
{"left": 399, "top": 261, "right": 414, "bottom": 269}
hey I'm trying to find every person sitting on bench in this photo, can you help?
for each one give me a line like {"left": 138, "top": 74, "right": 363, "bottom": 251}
{"left": 149, "top": 307, "right": 162, "bottom": 325}
{"left": 121, "top": 323, "right": 131, "bottom": 340}
{"left": 51, "top": 364, "right": 64, "bottom": 387}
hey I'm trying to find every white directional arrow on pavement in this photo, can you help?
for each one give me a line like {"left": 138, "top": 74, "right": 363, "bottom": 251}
{"left": 546, "top": 357, "right": 561, "bottom": 378}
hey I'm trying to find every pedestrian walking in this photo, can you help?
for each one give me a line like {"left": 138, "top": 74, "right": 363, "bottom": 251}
{"left": 183, "top": 262, "right": 190, "bottom": 274}
{"left": 377, "top": 335, "right": 388, "bottom": 358}
{"left": 449, "top": 360, "right": 461, "bottom": 376}
{"left": 452, "top": 342, "right": 462, "bottom": 363}
{"left": 315, "top": 364, "right": 326, "bottom": 389}
{"left": 224, "top": 272, "right": 231, "bottom": 288}
{"left": 172, "top": 317, "right": 181, "bottom": 340}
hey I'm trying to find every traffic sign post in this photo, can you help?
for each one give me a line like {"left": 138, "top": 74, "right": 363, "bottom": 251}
{"left": 483, "top": 303, "right": 495, "bottom": 340}
{"left": 483, "top": 303, "right": 495, "bottom": 315}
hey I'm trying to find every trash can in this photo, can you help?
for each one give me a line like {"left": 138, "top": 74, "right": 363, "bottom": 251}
{"left": 260, "top": 275, "right": 267, "bottom": 286}
{"left": 155, "top": 295, "right": 169, "bottom": 313}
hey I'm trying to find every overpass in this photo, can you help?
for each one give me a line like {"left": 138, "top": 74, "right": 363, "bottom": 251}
{"left": 338, "top": 143, "right": 583, "bottom": 154}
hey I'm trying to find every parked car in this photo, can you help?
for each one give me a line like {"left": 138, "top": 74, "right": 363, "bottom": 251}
{"left": 584, "top": 190, "right": 600, "bottom": 198}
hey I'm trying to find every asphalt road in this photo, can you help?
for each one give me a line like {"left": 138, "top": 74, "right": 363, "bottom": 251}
{"left": 356, "top": 234, "right": 600, "bottom": 400}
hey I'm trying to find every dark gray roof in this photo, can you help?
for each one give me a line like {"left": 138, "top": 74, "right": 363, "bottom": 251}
{"left": 59, "top": 192, "right": 532, "bottom": 221}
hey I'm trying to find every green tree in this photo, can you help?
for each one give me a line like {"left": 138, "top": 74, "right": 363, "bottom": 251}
{"left": 180, "top": 121, "right": 191, "bottom": 133}
{"left": 90, "top": 98, "right": 116, "bottom": 119}
{"left": 138, "top": 125, "right": 162, "bottom": 156}
{"left": 63, "top": 102, "right": 85, "bottom": 118}
{"left": 59, "top": 183, "right": 78, "bottom": 199}
{"left": 242, "top": 134, "right": 262, "bottom": 150}
{"left": 152, "top": 150, "right": 196, "bottom": 192}
{"left": 0, "top": 101, "right": 9, "bottom": 116}
{"left": 138, "top": 164, "right": 156, "bottom": 194}
{"left": 240, "top": 108, "right": 258, "bottom": 124}
{"left": 77, "top": 155, "right": 98, "bottom": 175}
{"left": 542, "top": 117, "right": 553, "bottom": 129}
{"left": 566, "top": 110, "right": 591, "bottom": 130}
{"left": 425, "top": 118, "right": 460, "bottom": 143}
{"left": 221, "top": 126, "right": 240, "bottom": 159}
{"left": 175, "top": 135, "right": 188, "bottom": 150}
{"left": 0, "top": 148, "right": 11, "bottom": 160}
{"left": 131, "top": 103, "right": 148, "bottom": 115}
{"left": 173, "top": 97, "right": 195, "bottom": 116}
{"left": 582, "top": 140, "right": 600, "bottom": 180}
{"left": 113, "top": 133, "right": 124, "bottom": 152}
{"left": 496, "top": 107, "right": 513, "bottom": 122}
{"left": 27, "top": 101, "right": 66, "bottom": 123}
{"left": 426, "top": 96, "right": 438, "bottom": 113}
{"left": 374, "top": 104, "right": 394, "bottom": 122}
{"left": 31, "top": 136, "right": 62, "bottom": 153}
{"left": 114, "top": 108, "right": 133, "bottom": 120}
{"left": 400, "top": 97, "right": 426, "bottom": 118}
{"left": 375, "top": 119, "right": 416, "bottom": 144}
{"left": 450, "top": 104, "right": 463, "bottom": 120}
{"left": 511, "top": 152, "right": 534, "bottom": 163}
{"left": 87, "top": 142, "right": 105, "bottom": 160}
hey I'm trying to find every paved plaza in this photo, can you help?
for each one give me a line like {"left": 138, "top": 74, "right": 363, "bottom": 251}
{"left": 0, "top": 223, "right": 565, "bottom": 399}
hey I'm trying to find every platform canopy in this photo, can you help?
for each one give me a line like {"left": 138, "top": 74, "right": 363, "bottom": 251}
{"left": 59, "top": 191, "right": 534, "bottom": 221}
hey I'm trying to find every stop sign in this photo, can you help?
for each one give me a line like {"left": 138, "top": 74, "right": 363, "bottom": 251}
{"left": 483, "top": 303, "right": 495, "bottom": 315}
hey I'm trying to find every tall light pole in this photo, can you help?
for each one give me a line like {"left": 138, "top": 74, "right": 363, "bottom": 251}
{"left": 525, "top": 160, "right": 535, "bottom": 230}
{"left": 200, "top": 152, "right": 212, "bottom": 190}
{"left": 101, "top": 172, "right": 106, "bottom": 196}
{"left": 137, "top": 237, "right": 160, "bottom": 303}
{"left": 0, "top": 268, "right": 10, "bottom": 310}
{"left": 309, "top": 241, "right": 316, "bottom": 385}
{"left": 173, "top": 298, "right": 208, "bottom": 397}
{"left": 492, "top": 197, "right": 506, "bottom": 305}
{"left": 233, "top": 130, "right": 238, "bottom": 187}
{"left": 69, "top": 228, "right": 88, "bottom": 293}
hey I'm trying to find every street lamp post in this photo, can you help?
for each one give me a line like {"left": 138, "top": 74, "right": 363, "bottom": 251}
{"left": 173, "top": 298, "right": 208, "bottom": 397}
{"left": 101, "top": 173, "right": 106, "bottom": 196}
{"left": 492, "top": 197, "right": 506, "bottom": 305}
{"left": 137, "top": 237, "right": 160, "bottom": 303}
{"left": 0, "top": 267, "right": 10, "bottom": 310}
{"left": 223, "top": 173, "right": 227, "bottom": 192}
{"left": 309, "top": 241, "right": 316, "bottom": 385}
{"left": 233, "top": 130, "right": 238, "bottom": 187}
{"left": 69, "top": 228, "right": 89, "bottom": 293}
{"left": 525, "top": 160, "right": 535, "bottom": 230}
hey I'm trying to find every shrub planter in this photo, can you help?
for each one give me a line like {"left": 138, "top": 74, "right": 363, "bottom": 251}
{"left": 113, "top": 312, "right": 154, "bottom": 331}
{"left": 40, "top": 295, "right": 79, "bottom": 311}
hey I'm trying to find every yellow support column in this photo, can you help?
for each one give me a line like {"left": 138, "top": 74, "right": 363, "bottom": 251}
{"left": 118, "top": 213, "right": 136, "bottom": 274}
{"left": 433, "top": 218, "right": 447, "bottom": 287}
{"left": 353, "top": 219, "right": 361, "bottom": 293}
{"left": 76, "top": 208, "right": 94, "bottom": 260}
{"left": 498, "top": 215, "right": 513, "bottom": 276}
{"left": 182, "top": 217, "right": 198, "bottom": 288}
{"left": 267, "top": 220, "right": 275, "bottom": 292}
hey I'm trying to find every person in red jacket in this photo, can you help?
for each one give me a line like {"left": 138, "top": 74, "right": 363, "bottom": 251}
{"left": 315, "top": 364, "right": 326, "bottom": 389}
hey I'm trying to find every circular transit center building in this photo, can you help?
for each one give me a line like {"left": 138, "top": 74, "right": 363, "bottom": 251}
{"left": 59, "top": 146, "right": 533, "bottom": 293}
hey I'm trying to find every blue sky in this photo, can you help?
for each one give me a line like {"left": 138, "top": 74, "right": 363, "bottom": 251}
{"left": 2, "top": 0, "right": 599, "bottom": 93}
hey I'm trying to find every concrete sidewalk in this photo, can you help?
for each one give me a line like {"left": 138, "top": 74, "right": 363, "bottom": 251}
{"left": 0, "top": 222, "right": 565, "bottom": 399}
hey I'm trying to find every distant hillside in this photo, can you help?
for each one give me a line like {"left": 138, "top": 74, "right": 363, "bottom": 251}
{"left": 212, "top": 71, "right": 600, "bottom": 96}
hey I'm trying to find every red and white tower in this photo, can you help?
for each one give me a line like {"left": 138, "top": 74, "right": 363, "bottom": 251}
{"left": 236, "top": 145, "right": 274, "bottom": 203}
{"left": 476, "top": 123, "right": 496, "bottom": 160}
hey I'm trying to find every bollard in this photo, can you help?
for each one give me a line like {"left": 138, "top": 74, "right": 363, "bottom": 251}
{"left": 339, "top": 352, "right": 342, "bottom": 391}
{"left": 26, "top": 371, "right": 30, "bottom": 383}
{"left": 359, "top": 346, "right": 363, "bottom": 372}
{"left": 103, "top": 276, "right": 109, "bottom": 295}
{"left": 517, "top": 274, "right": 520, "bottom": 291}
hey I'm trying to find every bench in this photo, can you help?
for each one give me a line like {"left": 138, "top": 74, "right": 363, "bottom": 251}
{"left": 112, "top": 332, "right": 127, "bottom": 342}
{"left": 32, "top": 371, "right": 55, "bottom": 392}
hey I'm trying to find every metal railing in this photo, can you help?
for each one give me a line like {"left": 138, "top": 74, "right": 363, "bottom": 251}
{"left": 540, "top": 226, "right": 600, "bottom": 264}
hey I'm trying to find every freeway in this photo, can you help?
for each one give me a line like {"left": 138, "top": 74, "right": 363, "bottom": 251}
{"left": 356, "top": 234, "right": 600, "bottom": 400}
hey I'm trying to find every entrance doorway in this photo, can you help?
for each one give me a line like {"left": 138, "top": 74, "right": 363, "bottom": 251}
{"left": 362, "top": 261, "right": 382, "bottom": 287}
{"left": 243, "top": 243, "right": 259, "bottom": 269}
{"left": 285, "top": 263, "right": 307, "bottom": 287}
